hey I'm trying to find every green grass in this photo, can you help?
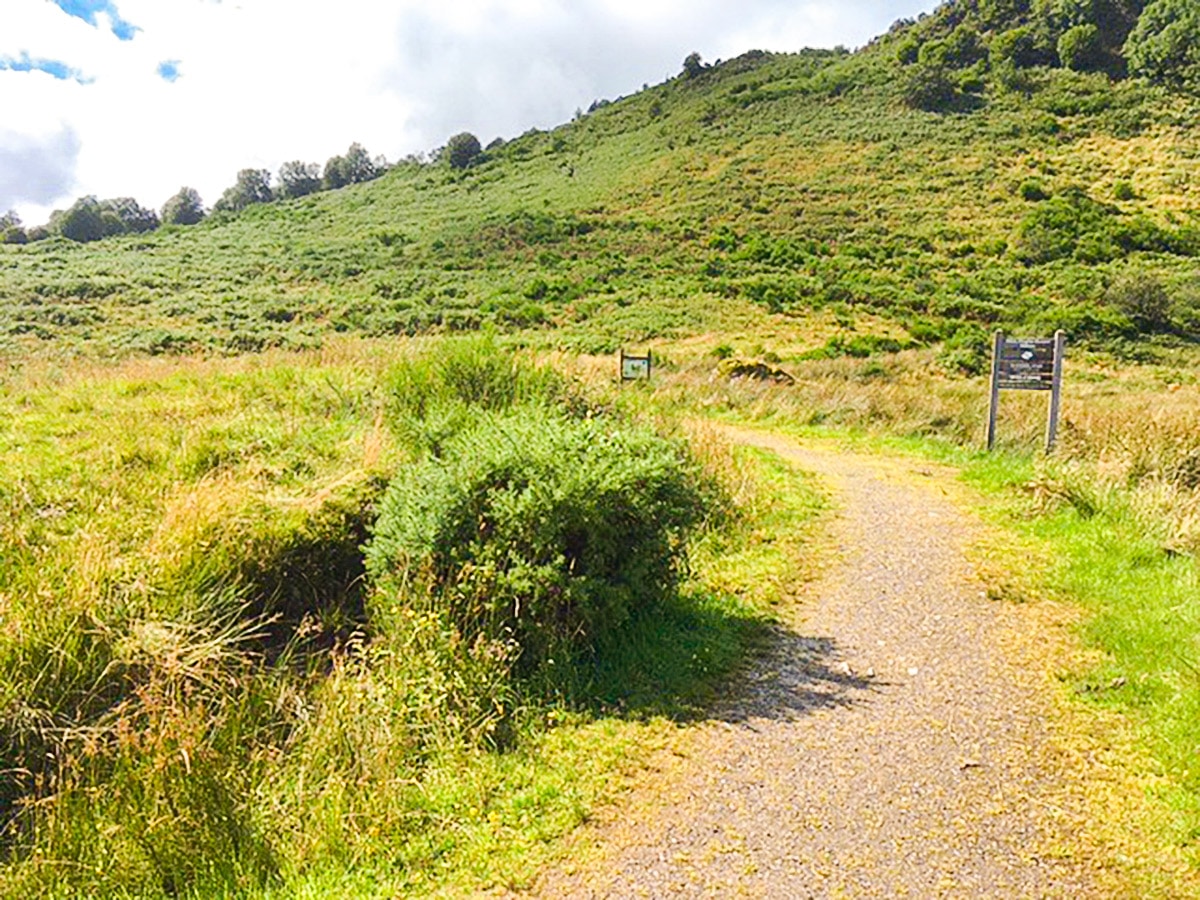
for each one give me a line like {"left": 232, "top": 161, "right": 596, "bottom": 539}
{"left": 0, "top": 338, "right": 828, "bottom": 898}
{"left": 960, "top": 457, "right": 1200, "bottom": 859}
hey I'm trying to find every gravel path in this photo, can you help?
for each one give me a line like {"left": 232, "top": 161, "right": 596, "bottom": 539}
{"left": 529, "top": 429, "right": 1106, "bottom": 899}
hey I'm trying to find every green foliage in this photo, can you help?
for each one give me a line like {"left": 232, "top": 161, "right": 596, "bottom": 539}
{"left": 943, "top": 25, "right": 988, "bottom": 68}
{"left": 992, "top": 25, "right": 1051, "bottom": 69}
{"left": 1058, "top": 24, "right": 1104, "bottom": 71}
{"left": 1105, "top": 271, "right": 1174, "bottom": 330}
{"left": 0, "top": 211, "right": 24, "bottom": 245}
{"left": 901, "top": 61, "right": 959, "bottom": 111}
{"left": 1112, "top": 179, "right": 1136, "bottom": 200}
{"left": 52, "top": 196, "right": 107, "bottom": 243}
{"left": 800, "top": 334, "right": 910, "bottom": 360}
{"left": 160, "top": 186, "right": 205, "bottom": 226}
{"left": 1125, "top": 0, "right": 1200, "bottom": 86}
{"left": 682, "top": 52, "right": 705, "bottom": 79}
{"left": 445, "top": 132, "right": 483, "bottom": 170}
{"left": 322, "top": 143, "right": 386, "bottom": 190}
{"left": 937, "top": 324, "right": 993, "bottom": 375}
{"left": 277, "top": 160, "right": 322, "bottom": 199}
{"left": 213, "top": 168, "right": 273, "bottom": 213}
{"left": 366, "top": 411, "right": 711, "bottom": 673}
{"left": 1018, "top": 178, "right": 1051, "bottom": 201}
{"left": 383, "top": 335, "right": 567, "bottom": 438}
{"left": 1013, "top": 186, "right": 1188, "bottom": 265}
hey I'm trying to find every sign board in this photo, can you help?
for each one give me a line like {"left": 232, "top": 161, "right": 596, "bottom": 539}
{"left": 996, "top": 338, "right": 1056, "bottom": 391}
{"left": 987, "top": 331, "right": 1066, "bottom": 453}
{"left": 619, "top": 349, "right": 651, "bottom": 382}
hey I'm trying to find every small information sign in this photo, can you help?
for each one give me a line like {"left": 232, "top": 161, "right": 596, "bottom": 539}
{"left": 619, "top": 349, "right": 652, "bottom": 382}
{"left": 987, "top": 331, "right": 1066, "bottom": 453}
{"left": 996, "top": 338, "right": 1056, "bottom": 391}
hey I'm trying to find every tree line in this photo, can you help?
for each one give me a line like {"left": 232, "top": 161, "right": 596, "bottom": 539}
{"left": 2, "top": 133, "right": 486, "bottom": 245}
{"left": 894, "top": 0, "right": 1200, "bottom": 111}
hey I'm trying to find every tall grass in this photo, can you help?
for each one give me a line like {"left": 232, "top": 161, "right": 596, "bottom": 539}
{"left": 0, "top": 336, "right": 820, "bottom": 897}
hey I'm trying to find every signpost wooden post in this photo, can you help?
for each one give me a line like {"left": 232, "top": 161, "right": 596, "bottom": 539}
{"left": 986, "top": 330, "right": 1066, "bottom": 453}
{"left": 619, "top": 348, "right": 652, "bottom": 382}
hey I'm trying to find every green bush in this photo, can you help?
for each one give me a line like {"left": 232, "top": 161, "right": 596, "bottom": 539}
{"left": 1105, "top": 272, "right": 1174, "bottom": 331}
{"left": 937, "top": 325, "right": 992, "bottom": 376}
{"left": 1018, "top": 178, "right": 1051, "bottom": 201}
{"left": 1058, "top": 24, "right": 1104, "bottom": 72}
{"left": 365, "top": 412, "right": 712, "bottom": 672}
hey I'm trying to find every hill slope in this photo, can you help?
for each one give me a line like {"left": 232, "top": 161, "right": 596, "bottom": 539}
{"left": 2, "top": 6, "right": 1199, "bottom": 362}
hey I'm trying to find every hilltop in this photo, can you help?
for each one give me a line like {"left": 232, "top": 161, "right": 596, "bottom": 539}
{"left": 1, "top": 0, "right": 1199, "bottom": 366}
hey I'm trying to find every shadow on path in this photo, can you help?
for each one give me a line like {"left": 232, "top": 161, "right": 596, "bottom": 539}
{"left": 715, "top": 626, "right": 881, "bottom": 725}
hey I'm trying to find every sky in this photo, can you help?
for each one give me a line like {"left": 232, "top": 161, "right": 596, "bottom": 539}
{"left": 0, "top": 0, "right": 939, "bottom": 225}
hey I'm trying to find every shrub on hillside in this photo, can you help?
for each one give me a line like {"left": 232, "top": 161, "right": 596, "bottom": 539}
{"left": 937, "top": 325, "right": 992, "bottom": 376}
{"left": 365, "top": 412, "right": 712, "bottom": 672}
{"left": 1058, "top": 24, "right": 1104, "bottom": 72}
{"left": 1018, "top": 178, "right": 1051, "bottom": 201}
{"left": 902, "top": 62, "right": 958, "bottom": 111}
{"left": 1105, "top": 272, "right": 1174, "bottom": 331}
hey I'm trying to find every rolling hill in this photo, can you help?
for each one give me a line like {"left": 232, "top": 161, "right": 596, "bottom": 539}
{"left": 2, "top": 1, "right": 1199, "bottom": 364}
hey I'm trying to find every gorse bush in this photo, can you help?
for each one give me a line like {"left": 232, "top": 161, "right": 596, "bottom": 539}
{"left": 366, "top": 411, "right": 712, "bottom": 674}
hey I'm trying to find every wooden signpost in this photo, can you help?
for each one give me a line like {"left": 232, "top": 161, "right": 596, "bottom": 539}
{"left": 619, "top": 348, "right": 652, "bottom": 382}
{"left": 986, "top": 330, "right": 1066, "bottom": 453}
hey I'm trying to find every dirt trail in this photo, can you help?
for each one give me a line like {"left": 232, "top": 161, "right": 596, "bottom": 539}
{"left": 529, "top": 428, "right": 1110, "bottom": 899}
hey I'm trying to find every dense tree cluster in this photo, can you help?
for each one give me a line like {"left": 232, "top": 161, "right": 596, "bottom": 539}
{"left": 1, "top": 210, "right": 26, "bottom": 244}
{"left": 44, "top": 196, "right": 161, "bottom": 243}
{"left": 15, "top": 141, "right": 397, "bottom": 244}
{"left": 895, "top": 0, "right": 1200, "bottom": 111}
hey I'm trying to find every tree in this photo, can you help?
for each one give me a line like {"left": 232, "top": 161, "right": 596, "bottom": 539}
{"left": 0, "top": 211, "right": 24, "bottom": 244}
{"left": 445, "top": 132, "right": 482, "bottom": 170}
{"left": 1125, "top": 0, "right": 1200, "bottom": 85}
{"left": 214, "top": 169, "right": 273, "bottom": 213}
{"left": 1058, "top": 23, "right": 1104, "bottom": 70}
{"left": 101, "top": 197, "right": 159, "bottom": 234}
{"left": 682, "top": 51, "right": 705, "bottom": 79}
{"left": 342, "top": 142, "right": 385, "bottom": 183}
{"left": 991, "top": 25, "right": 1053, "bottom": 69}
{"left": 322, "top": 143, "right": 386, "bottom": 189}
{"left": 277, "top": 161, "right": 322, "bottom": 199}
{"left": 55, "top": 196, "right": 106, "bottom": 243}
{"left": 161, "top": 187, "right": 205, "bottom": 225}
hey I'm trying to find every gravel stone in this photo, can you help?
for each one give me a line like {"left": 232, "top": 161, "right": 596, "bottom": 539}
{"left": 529, "top": 431, "right": 1105, "bottom": 899}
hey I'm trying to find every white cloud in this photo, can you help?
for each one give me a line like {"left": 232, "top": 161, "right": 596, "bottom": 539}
{"left": 0, "top": 0, "right": 936, "bottom": 224}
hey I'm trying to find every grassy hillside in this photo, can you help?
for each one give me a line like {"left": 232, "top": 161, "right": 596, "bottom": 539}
{"left": 3, "top": 23, "right": 1199, "bottom": 362}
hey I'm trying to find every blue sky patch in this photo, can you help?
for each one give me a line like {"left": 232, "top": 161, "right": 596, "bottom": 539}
{"left": 157, "top": 60, "right": 181, "bottom": 83}
{"left": 0, "top": 52, "right": 88, "bottom": 83}
{"left": 51, "top": 0, "right": 139, "bottom": 41}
